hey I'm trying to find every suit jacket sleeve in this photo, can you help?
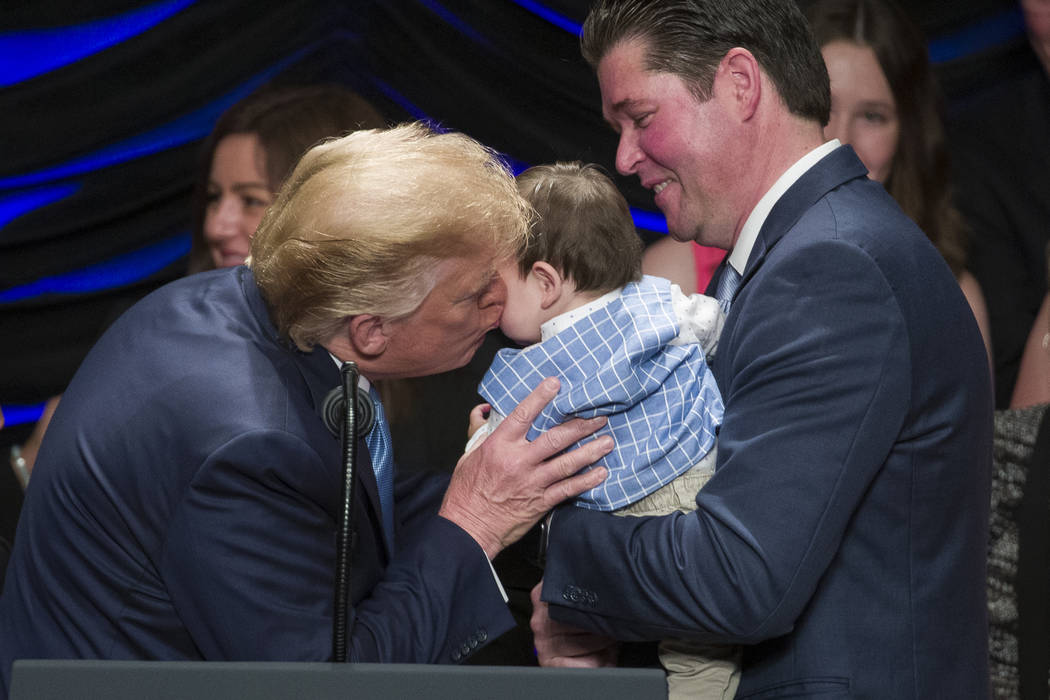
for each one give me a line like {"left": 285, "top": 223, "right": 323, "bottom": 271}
{"left": 160, "top": 430, "right": 513, "bottom": 663}
{"left": 542, "top": 236, "right": 909, "bottom": 644}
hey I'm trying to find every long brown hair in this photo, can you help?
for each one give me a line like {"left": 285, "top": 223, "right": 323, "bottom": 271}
{"left": 805, "top": 0, "right": 968, "bottom": 276}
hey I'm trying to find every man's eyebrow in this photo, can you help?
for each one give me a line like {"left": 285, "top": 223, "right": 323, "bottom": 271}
{"left": 604, "top": 98, "right": 642, "bottom": 131}
{"left": 611, "top": 97, "right": 641, "bottom": 113}
{"left": 456, "top": 269, "right": 497, "bottom": 301}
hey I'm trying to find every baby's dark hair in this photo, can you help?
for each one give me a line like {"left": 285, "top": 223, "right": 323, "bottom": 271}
{"left": 515, "top": 162, "right": 642, "bottom": 293}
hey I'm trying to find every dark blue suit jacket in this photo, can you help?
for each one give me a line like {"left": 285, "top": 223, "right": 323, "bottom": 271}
{"left": 0, "top": 267, "right": 513, "bottom": 697}
{"left": 543, "top": 147, "right": 993, "bottom": 698}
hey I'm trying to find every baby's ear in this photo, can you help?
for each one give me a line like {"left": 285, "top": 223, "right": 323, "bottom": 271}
{"left": 531, "top": 261, "right": 564, "bottom": 309}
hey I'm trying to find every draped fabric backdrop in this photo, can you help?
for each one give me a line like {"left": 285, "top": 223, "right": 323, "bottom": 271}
{"left": 0, "top": 0, "right": 1026, "bottom": 539}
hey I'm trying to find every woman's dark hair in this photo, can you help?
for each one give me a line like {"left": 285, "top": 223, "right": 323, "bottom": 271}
{"left": 187, "top": 84, "right": 385, "bottom": 273}
{"left": 805, "top": 0, "right": 969, "bottom": 275}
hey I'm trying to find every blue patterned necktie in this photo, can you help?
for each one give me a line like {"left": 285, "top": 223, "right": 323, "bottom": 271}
{"left": 715, "top": 264, "right": 742, "bottom": 313}
{"left": 366, "top": 386, "right": 395, "bottom": 553}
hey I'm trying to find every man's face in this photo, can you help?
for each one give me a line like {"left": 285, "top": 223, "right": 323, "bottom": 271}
{"left": 597, "top": 38, "right": 742, "bottom": 249}
{"left": 378, "top": 249, "right": 507, "bottom": 378}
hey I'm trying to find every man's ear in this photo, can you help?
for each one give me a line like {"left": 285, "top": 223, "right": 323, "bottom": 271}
{"left": 348, "top": 314, "right": 389, "bottom": 357}
{"left": 531, "top": 261, "right": 565, "bottom": 310}
{"left": 719, "top": 47, "right": 761, "bottom": 121}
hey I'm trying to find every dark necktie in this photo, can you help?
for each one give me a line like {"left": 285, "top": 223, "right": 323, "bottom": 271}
{"left": 715, "top": 264, "right": 742, "bottom": 313}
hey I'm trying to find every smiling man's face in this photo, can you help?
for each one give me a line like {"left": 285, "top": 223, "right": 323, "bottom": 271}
{"left": 597, "top": 37, "right": 746, "bottom": 249}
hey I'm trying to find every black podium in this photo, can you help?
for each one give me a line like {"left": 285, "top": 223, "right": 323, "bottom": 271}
{"left": 9, "top": 660, "right": 667, "bottom": 699}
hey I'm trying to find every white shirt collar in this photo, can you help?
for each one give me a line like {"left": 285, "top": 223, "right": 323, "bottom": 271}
{"left": 726, "top": 139, "right": 841, "bottom": 275}
{"left": 539, "top": 287, "right": 623, "bottom": 342}
{"left": 328, "top": 352, "right": 371, "bottom": 392}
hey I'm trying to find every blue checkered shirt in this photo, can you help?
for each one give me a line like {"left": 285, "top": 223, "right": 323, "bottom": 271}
{"left": 479, "top": 277, "right": 723, "bottom": 511}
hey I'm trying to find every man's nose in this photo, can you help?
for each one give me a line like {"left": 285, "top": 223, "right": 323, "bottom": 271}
{"left": 615, "top": 131, "right": 643, "bottom": 176}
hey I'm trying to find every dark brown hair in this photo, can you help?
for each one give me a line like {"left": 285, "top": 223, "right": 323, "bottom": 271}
{"left": 515, "top": 162, "right": 642, "bottom": 294}
{"left": 188, "top": 84, "right": 386, "bottom": 273}
{"left": 805, "top": 0, "right": 969, "bottom": 275}
{"left": 582, "top": 0, "right": 831, "bottom": 126}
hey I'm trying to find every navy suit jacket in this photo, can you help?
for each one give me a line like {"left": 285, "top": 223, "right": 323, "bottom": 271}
{"left": 0, "top": 267, "right": 513, "bottom": 696}
{"left": 543, "top": 147, "right": 993, "bottom": 698}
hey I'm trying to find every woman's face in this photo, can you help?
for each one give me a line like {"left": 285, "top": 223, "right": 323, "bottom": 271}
{"left": 821, "top": 40, "right": 900, "bottom": 184}
{"left": 203, "top": 133, "right": 274, "bottom": 268}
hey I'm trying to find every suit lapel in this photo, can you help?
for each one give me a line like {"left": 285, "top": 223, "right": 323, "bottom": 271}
{"left": 239, "top": 267, "right": 386, "bottom": 551}
{"left": 739, "top": 145, "right": 868, "bottom": 286}
{"left": 297, "top": 352, "right": 385, "bottom": 553}
{"left": 706, "top": 146, "right": 867, "bottom": 303}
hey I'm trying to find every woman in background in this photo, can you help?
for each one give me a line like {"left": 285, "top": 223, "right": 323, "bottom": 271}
{"left": 804, "top": 0, "right": 993, "bottom": 365}
{"left": 189, "top": 84, "right": 385, "bottom": 272}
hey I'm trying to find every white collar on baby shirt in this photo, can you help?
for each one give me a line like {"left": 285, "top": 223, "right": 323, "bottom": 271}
{"left": 539, "top": 287, "right": 623, "bottom": 342}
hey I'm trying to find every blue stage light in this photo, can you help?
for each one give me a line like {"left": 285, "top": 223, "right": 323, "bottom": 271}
{"left": 0, "top": 0, "right": 197, "bottom": 88}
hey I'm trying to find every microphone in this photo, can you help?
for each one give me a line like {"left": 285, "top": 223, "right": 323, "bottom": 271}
{"left": 321, "top": 384, "right": 376, "bottom": 439}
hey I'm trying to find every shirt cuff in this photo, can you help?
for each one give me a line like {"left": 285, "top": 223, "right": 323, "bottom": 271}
{"left": 486, "top": 555, "right": 509, "bottom": 603}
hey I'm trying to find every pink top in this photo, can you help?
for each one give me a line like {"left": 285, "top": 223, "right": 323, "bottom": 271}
{"left": 693, "top": 243, "right": 727, "bottom": 293}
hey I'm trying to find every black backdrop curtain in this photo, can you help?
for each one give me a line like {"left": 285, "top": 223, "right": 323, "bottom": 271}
{"left": 0, "top": 0, "right": 1028, "bottom": 538}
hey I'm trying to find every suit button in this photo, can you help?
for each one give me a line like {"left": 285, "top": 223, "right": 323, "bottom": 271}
{"left": 478, "top": 629, "right": 488, "bottom": 642}
{"left": 470, "top": 638, "right": 479, "bottom": 649}
{"left": 461, "top": 644, "right": 471, "bottom": 656}
{"left": 451, "top": 649, "right": 462, "bottom": 662}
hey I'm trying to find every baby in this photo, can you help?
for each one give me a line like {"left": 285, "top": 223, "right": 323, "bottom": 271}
{"left": 467, "top": 162, "right": 739, "bottom": 700}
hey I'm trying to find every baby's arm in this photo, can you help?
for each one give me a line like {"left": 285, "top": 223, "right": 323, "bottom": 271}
{"left": 464, "top": 404, "right": 507, "bottom": 453}
{"left": 467, "top": 403, "right": 491, "bottom": 439}
{"left": 668, "top": 283, "right": 725, "bottom": 357}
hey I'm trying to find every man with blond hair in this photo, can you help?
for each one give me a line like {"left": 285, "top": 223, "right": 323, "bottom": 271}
{"left": 0, "top": 123, "right": 611, "bottom": 695}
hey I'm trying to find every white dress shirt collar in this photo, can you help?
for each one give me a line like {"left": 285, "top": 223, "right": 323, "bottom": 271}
{"left": 328, "top": 352, "right": 371, "bottom": 392}
{"left": 726, "top": 139, "right": 841, "bottom": 275}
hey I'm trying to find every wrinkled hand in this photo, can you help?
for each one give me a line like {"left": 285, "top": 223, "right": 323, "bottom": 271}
{"left": 467, "top": 402, "right": 491, "bottom": 439}
{"left": 531, "top": 581, "right": 619, "bottom": 667}
{"left": 439, "top": 377, "right": 612, "bottom": 559}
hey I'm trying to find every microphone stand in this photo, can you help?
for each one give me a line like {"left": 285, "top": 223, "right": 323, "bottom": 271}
{"left": 331, "top": 361, "right": 359, "bottom": 662}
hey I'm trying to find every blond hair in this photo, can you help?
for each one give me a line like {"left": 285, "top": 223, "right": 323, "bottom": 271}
{"left": 250, "top": 122, "right": 530, "bottom": 350}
